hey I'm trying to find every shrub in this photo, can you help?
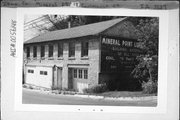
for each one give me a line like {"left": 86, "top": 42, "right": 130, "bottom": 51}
{"left": 142, "top": 80, "right": 157, "bottom": 94}
{"left": 51, "top": 86, "right": 57, "bottom": 90}
{"left": 128, "top": 78, "right": 142, "bottom": 91}
{"left": 29, "top": 85, "right": 34, "bottom": 89}
{"left": 83, "top": 84, "right": 108, "bottom": 94}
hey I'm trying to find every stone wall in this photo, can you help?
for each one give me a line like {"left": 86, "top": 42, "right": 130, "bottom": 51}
{"left": 24, "top": 35, "right": 100, "bottom": 91}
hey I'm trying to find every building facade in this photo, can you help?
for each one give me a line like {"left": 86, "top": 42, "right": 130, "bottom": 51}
{"left": 23, "top": 17, "right": 141, "bottom": 92}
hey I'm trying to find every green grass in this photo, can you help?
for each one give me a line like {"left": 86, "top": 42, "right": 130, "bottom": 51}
{"left": 92, "top": 91, "right": 157, "bottom": 98}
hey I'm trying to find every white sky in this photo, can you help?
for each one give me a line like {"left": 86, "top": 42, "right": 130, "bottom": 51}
{"left": 24, "top": 15, "right": 43, "bottom": 24}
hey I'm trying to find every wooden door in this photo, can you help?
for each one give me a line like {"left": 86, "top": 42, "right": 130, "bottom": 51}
{"left": 57, "top": 67, "right": 62, "bottom": 89}
{"left": 68, "top": 68, "right": 73, "bottom": 89}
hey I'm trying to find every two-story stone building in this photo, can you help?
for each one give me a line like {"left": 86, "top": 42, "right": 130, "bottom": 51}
{"left": 23, "top": 17, "right": 141, "bottom": 92}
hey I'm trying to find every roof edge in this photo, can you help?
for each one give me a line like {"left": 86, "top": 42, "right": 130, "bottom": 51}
{"left": 99, "top": 17, "right": 128, "bottom": 35}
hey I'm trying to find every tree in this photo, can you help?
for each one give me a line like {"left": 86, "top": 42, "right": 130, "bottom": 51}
{"left": 131, "top": 17, "right": 159, "bottom": 94}
{"left": 46, "top": 15, "right": 122, "bottom": 31}
{"left": 24, "top": 15, "right": 122, "bottom": 41}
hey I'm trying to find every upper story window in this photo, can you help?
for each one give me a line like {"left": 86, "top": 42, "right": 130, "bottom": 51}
{"left": 41, "top": 45, "right": 45, "bottom": 58}
{"left": 26, "top": 47, "right": 30, "bottom": 58}
{"left": 48, "top": 45, "right": 53, "bottom": 57}
{"left": 58, "top": 43, "right": 63, "bottom": 57}
{"left": 69, "top": 42, "right": 75, "bottom": 57}
{"left": 81, "top": 41, "right": 88, "bottom": 57}
{"left": 33, "top": 46, "right": 37, "bottom": 58}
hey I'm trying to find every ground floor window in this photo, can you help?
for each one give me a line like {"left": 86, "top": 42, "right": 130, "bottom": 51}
{"left": 28, "top": 69, "right": 34, "bottom": 73}
{"left": 72, "top": 68, "right": 88, "bottom": 79}
{"left": 73, "top": 69, "right": 77, "bottom": 78}
{"left": 40, "top": 71, "right": 48, "bottom": 75}
{"left": 79, "top": 69, "right": 82, "bottom": 78}
{"left": 84, "top": 69, "right": 88, "bottom": 79}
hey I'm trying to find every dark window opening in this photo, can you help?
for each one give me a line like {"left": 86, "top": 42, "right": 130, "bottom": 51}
{"left": 40, "top": 71, "right": 48, "bottom": 75}
{"left": 58, "top": 43, "right": 63, "bottom": 57}
{"left": 81, "top": 41, "right": 88, "bottom": 57}
{"left": 41, "top": 45, "right": 45, "bottom": 58}
{"left": 28, "top": 69, "right": 34, "bottom": 73}
{"left": 44, "top": 71, "right": 47, "bottom": 75}
{"left": 40, "top": 71, "right": 43, "bottom": 75}
{"left": 49, "top": 45, "right": 53, "bottom": 57}
{"left": 69, "top": 42, "right": 75, "bottom": 57}
{"left": 33, "top": 46, "right": 37, "bottom": 58}
{"left": 26, "top": 47, "right": 30, "bottom": 58}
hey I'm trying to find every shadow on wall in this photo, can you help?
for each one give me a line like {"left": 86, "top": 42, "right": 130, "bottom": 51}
{"left": 22, "top": 70, "right": 25, "bottom": 84}
{"left": 99, "top": 72, "right": 142, "bottom": 91}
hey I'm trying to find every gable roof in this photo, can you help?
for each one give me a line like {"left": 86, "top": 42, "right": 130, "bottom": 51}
{"left": 24, "top": 17, "right": 127, "bottom": 44}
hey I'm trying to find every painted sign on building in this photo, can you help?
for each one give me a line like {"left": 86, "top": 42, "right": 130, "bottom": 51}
{"left": 101, "top": 36, "right": 142, "bottom": 73}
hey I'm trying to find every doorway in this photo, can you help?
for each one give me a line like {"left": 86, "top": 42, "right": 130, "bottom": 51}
{"left": 57, "top": 67, "right": 62, "bottom": 89}
{"left": 68, "top": 68, "right": 73, "bottom": 89}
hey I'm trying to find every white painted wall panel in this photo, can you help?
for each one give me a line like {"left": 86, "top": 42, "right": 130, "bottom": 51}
{"left": 77, "top": 82, "right": 88, "bottom": 93}
{"left": 36, "top": 66, "right": 53, "bottom": 88}
{"left": 25, "top": 66, "right": 53, "bottom": 88}
{"left": 26, "top": 66, "right": 37, "bottom": 86}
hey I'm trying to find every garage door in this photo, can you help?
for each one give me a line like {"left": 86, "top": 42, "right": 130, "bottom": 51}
{"left": 71, "top": 68, "right": 89, "bottom": 93}
{"left": 25, "top": 66, "right": 53, "bottom": 88}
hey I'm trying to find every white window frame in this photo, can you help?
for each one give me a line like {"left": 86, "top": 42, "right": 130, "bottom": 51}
{"left": 73, "top": 69, "right": 77, "bottom": 78}
{"left": 84, "top": 69, "right": 88, "bottom": 79}
{"left": 79, "top": 69, "right": 82, "bottom": 78}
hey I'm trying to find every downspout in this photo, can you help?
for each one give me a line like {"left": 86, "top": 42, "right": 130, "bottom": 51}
{"left": 52, "top": 65, "right": 56, "bottom": 89}
{"left": 98, "top": 34, "right": 102, "bottom": 84}
{"left": 68, "top": 21, "right": 71, "bottom": 28}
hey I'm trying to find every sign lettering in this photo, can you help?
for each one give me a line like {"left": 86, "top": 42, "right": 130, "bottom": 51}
{"left": 101, "top": 37, "right": 142, "bottom": 73}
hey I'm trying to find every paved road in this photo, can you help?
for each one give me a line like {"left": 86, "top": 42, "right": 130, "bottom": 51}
{"left": 22, "top": 89, "right": 157, "bottom": 106}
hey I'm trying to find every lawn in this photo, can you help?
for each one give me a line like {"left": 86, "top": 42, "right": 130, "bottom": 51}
{"left": 23, "top": 84, "right": 157, "bottom": 98}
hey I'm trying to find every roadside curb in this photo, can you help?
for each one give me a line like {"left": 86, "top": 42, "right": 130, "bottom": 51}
{"left": 23, "top": 88, "right": 157, "bottom": 101}
{"left": 73, "top": 94, "right": 157, "bottom": 101}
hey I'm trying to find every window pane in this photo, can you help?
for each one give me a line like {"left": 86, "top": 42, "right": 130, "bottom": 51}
{"left": 69, "top": 42, "right": 75, "bottom": 57}
{"left": 41, "top": 45, "right": 45, "bottom": 57}
{"left": 81, "top": 42, "right": 88, "bottom": 57}
{"left": 44, "top": 71, "right": 47, "bottom": 75}
{"left": 79, "top": 69, "right": 82, "bottom": 78}
{"left": 49, "top": 45, "right": 53, "bottom": 57}
{"left": 84, "top": 69, "right": 88, "bottom": 79}
{"left": 40, "top": 71, "right": 43, "bottom": 75}
{"left": 33, "top": 46, "right": 37, "bottom": 57}
{"left": 27, "top": 47, "right": 30, "bottom": 58}
{"left": 74, "top": 69, "right": 77, "bottom": 78}
{"left": 85, "top": 42, "right": 88, "bottom": 56}
{"left": 28, "top": 69, "right": 34, "bottom": 73}
{"left": 58, "top": 43, "right": 63, "bottom": 57}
